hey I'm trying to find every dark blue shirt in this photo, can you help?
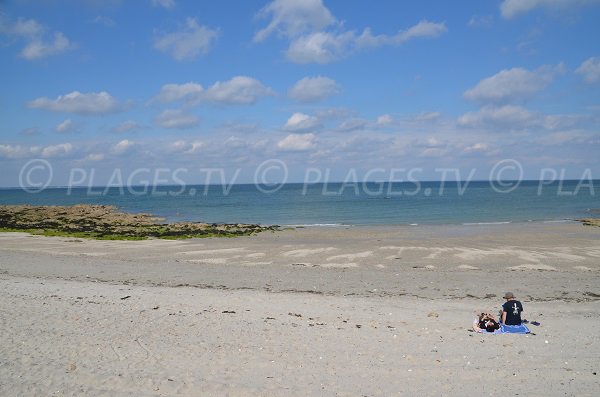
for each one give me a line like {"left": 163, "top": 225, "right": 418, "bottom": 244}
{"left": 502, "top": 300, "right": 523, "bottom": 325}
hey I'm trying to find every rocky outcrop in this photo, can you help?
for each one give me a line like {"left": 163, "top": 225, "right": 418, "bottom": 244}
{"left": 576, "top": 218, "right": 600, "bottom": 227}
{"left": 0, "top": 205, "right": 278, "bottom": 239}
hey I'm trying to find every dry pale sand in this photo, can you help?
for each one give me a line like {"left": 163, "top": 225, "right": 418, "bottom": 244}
{"left": 1, "top": 222, "right": 599, "bottom": 396}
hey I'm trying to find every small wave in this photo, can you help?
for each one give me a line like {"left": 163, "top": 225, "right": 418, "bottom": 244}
{"left": 542, "top": 219, "right": 571, "bottom": 224}
{"left": 462, "top": 221, "right": 511, "bottom": 226}
{"left": 288, "top": 223, "right": 349, "bottom": 228}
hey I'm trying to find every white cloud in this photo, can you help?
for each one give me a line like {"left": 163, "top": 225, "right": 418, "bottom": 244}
{"left": 456, "top": 105, "right": 583, "bottom": 131}
{"left": 337, "top": 118, "right": 368, "bottom": 132}
{"left": 224, "top": 136, "right": 247, "bottom": 148}
{"left": 217, "top": 122, "right": 260, "bottom": 134}
{"left": 576, "top": 57, "right": 600, "bottom": 84}
{"left": 170, "top": 140, "right": 188, "bottom": 152}
{"left": 458, "top": 105, "right": 538, "bottom": 128}
{"left": 315, "top": 107, "right": 351, "bottom": 120}
{"left": 21, "top": 32, "right": 71, "bottom": 60}
{"left": 376, "top": 114, "right": 394, "bottom": 126}
{"left": 154, "top": 18, "right": 218, "bottom": 61}
{"left": 286, "top": 31, "right": 354, "bottom": 64}
{"left": 83, "top": 153, "right": 105, "bottom": 162}
{"left": 0, "top": 144, "right": 27, "bottom": 158}
{"left": 8, "top": 18, "right": 44, "bottom": 36}
{"left": 114, "top": 120, "right": 142, "bottom": 133}
{"left": 151, "top": 77, "right": 272, "bottom": 107}
{"left": 152, "top": 0, "right": 175, "bottom": 9}
{"left": 500, "top": 0, "right": 600, "bottom": 19}
{"left": 537, "top": 131, "right": 586, "bottom": 145}
{"left": 91, "top": 16, "right": 116, "bottom": 27}
{"left": 203, "top": 76, "right": 274, "bottom": 104}
{"left": 424, "top": 137, "right": 445, "bottom": 148}
{"left": 154, "top": 82, "right": 204, "bottom": 103}
{"left": 288, "top": 76, "right": 339, "bottom": 102}
{"left": 169, "top": 139, "right": 204, "bottom": 154}
{"left": 0, "top": 17, "right": 72, "bottom": 60}
{"left": 20, "top": 127, "right": 40, "bottom": 136}
{"left": 254, "top": 0, "right": 336, "bottom": 42}
{"left": 286, "top": 20, "right": 446, "bottom": 64}
{"left": 284, "top": 112, "right": 320, "bottom": 131}
{"left": 28, "top": 91, "right": 121, "bottom": 115}
{"left": 41, "top": 143, "right": 73, "bottom": 158}
{"left": 254, "top": 1, "right": 446, "bottom": 64}
{"left": 184, "top": 141, "right": 206, "bottom": 154}
{"left": 464, "top": 64, "right": 564, "bottom": 103}
{"left": 419, "top": 147, "right": 449, "bottom": 158}
{"left": 155, "top": 109, "right": 199, "bottom": 129}
{"left": 462, "top": 143, "right": 490, "bottom": 154}
{"left": 277, "top": 133, "right": 316, "bottom": 151}
{"left": 355, "top": 20, "right": 447, "bottom": 48}
{"left": 468, "top": 15, "right": 493, "bottom": 28}
{"left": 111, "top": 140, "right": 135, "bottom": 155}
{"left": 406, "top": 111, "right": 442, "bottom": 123}
{"left": 55, "top": 119, "right": 77, "bottom": 133}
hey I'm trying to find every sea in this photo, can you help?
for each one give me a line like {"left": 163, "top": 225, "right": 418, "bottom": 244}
{"left": 0, "top": 180, "right": 598, "bottom": 227}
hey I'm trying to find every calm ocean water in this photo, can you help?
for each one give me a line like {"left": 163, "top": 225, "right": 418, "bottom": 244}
{"left": 0, "top": 181, "right": 598, "bottom": 226}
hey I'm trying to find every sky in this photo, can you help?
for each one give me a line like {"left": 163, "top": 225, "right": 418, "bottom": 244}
{"left": 1, "top": 0, "right": 599, "bottom": 187}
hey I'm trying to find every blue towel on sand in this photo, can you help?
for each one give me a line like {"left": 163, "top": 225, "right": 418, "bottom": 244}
{"left": 500, "top": 324, "right": 530, "bottom": 334}
{"left": 474, "top": 322, "right": 530, "bottom": 334}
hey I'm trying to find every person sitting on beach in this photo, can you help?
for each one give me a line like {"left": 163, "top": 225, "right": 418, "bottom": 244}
{"left": 501, "top": 292, "right": 524, "bottom": 325}
{"left": 472, "top": 311, "right": 500, "bottom": 333}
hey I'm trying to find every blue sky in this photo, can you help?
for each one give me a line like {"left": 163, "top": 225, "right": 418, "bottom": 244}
{"left": 1, "top": 0, "right": 599, "bottom": 186}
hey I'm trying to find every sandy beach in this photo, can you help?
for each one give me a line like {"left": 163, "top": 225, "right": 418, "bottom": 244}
{"left": 1, "top": 222, "right": 599, "bottom": 396}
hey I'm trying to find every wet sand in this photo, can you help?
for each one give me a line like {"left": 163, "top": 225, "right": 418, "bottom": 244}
{"left": 1, "top": 223, "right": 599, "bottom": 395}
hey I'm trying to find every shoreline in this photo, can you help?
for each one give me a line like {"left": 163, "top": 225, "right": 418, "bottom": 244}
{"left": 285, "top": 218, "right": 582, "bottom": 228}
{"left": 1, "top": 203, "right": 598, "bottom": 238}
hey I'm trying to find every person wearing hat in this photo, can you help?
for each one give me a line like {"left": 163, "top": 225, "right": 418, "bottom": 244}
{"left": 501, "top": 292, "right": 524, "bottom": 325}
